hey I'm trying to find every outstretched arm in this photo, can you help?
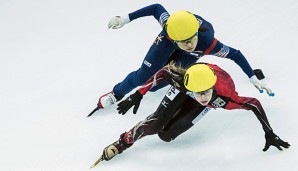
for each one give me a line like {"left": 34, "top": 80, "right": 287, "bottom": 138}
{"left": 128, "top": 4, "right": 169, "bottom": 26}
{"left": 227, "top": 96, "right": 290, "bottom": 151}
{"left": 208, "top": 40, "right": 274, "bottom": 96}
{"left": 108, "top": 4, "right": 169, "bottom": 29}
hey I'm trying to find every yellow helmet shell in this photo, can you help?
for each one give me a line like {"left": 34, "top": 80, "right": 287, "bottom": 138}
{"left": 166, "top": 11, "right": 199, "bottom": 41}
{"left": 184, "top": 64, "right": 217, "bottom": 92}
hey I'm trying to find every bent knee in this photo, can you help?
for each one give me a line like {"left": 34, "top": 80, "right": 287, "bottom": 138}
{"left": 158, "top": 132, "right": 177, "bottom": 142}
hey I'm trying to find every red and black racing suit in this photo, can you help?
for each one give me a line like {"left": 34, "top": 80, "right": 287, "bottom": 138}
{"left": 121, "top": 64, "right": 272, "bottom": 144}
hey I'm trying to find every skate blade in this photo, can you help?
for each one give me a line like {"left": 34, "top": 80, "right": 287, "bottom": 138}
{"left": 87, "top": 107, "right": 100, "bottom": 117}
{"left": 90, "top": 156, "right": 104, "bottom": 169}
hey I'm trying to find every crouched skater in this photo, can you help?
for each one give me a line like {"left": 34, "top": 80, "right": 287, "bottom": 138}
{"left": 93, "top": 63, "right": 289, "bottom": 166}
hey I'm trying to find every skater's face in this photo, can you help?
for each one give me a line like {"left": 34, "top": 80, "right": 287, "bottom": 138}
{"left": 175, "top": 33, "right": 198, "bottom": 52}
{"left": 193, "top": 88, "right": 213, "bottom": 106}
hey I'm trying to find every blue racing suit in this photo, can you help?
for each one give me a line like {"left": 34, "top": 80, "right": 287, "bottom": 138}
{"left": 112, "top": 4, "right": 255, "bottom": 100}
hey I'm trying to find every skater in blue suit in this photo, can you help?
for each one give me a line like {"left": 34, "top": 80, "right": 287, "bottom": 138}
{"left": 96, "top": 3, "right": 274, "bottom": 111}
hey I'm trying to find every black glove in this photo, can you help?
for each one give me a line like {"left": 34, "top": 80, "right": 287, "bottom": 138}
{"left": 263, "top": 130, "right": 290, "bottom": 152}
{"left": 117, "top": 91, "right": 143, "bottom": 115}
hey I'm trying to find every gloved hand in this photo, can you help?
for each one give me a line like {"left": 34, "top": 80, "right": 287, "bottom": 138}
{"left": 263, "top": 130, "right": 290, "bottom": 151}
{"left": 250, "top": 75, "right": 275, "bottom": 96}
{"left": 117, "top": 91, "right": 143, "bottom": 115}
{"left": 108, "top": 15, "right": 130, "bottom": 29}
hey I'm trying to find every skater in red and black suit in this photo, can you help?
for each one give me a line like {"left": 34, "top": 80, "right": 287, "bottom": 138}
{"left": 92, "top": 63, "right": 289, "bottom": 166}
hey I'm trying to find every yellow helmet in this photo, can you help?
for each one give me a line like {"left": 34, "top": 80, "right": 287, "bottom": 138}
{"left": 184, "top": 64, "right": 217, "bottom": 92}
{"left": 166, "top": 11, "right": 199, "bottom": 41}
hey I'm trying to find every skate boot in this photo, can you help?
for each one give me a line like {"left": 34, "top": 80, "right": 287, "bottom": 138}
{"left": 97, "top": 91, "right": 118, "bottom": 108}
{"left": 102, "top": 133, "right": 132, "bottom": 161}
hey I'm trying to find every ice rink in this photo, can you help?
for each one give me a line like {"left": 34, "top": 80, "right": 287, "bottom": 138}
{"left": 1, "top": 0, "right": 298, "bottom": 170}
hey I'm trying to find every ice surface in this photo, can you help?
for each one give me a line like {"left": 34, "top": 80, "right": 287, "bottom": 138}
{"left": 0, "top": 0, "right": 297, "bottom": 170}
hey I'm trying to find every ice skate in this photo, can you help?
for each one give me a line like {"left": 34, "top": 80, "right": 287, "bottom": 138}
{"left": 90, "top": 134, "right": 132, "bottom": 168}
{"left": 102, "top": 134, "right": 131, "bottom": 161}
{"left": 97, "top": 91, "right": 118, "bottom": 109}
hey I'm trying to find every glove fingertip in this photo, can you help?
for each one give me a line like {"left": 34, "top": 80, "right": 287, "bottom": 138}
{"left": 118, "top": 109, "right": 123, "bottom": 114}
{"left": 259, "top": 89, "right": 264, "bottom": 93}
{"left": 108, "top": 23, "right": 114, "bottom": 29}
{"left": 122, "top": 109, "right": 128, "bottom": 115}
{"left": 263, "top": 146, "right": 269, "bottom": 152}
{"left": 133, "top": 108, "right": 138, "bottom": 114}
{"left": 269, "top": 93, "right": 275, "bottom": 97}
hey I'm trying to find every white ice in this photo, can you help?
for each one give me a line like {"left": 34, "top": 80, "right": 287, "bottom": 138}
{"left": 0, "top": 0, "right": 298, "bottom": 170}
